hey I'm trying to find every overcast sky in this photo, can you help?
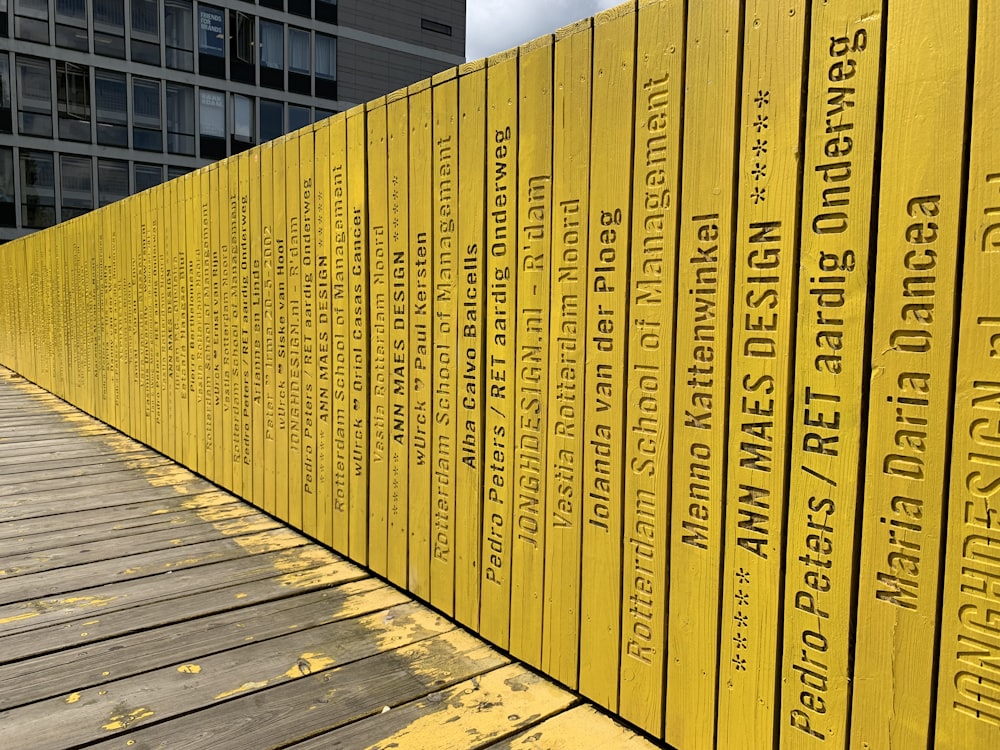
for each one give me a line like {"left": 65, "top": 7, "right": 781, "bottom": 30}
{"left": 465, "top": 0, "right": 623, "bottom": 61}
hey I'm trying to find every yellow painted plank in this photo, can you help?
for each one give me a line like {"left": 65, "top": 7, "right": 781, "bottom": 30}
{"left": 935, "top": 5, "right": 1000, "bottom": 747}
{"left": 851, "top": 4, "right": 971, "bottom": 749}
{"left": 249, "top": 149, "right": 265, "bottom": 510}
{"left": 300, "top": 127, "right": 318, "bottom": 538}
{"left": 330, "top": 112, "right": 351, "bottom": 554}
{"left": 171, "top": 178, "right": 189, "bottom": 474}
{"left": 286, "top": 134, "right": 304, "bottom": 529}
{"left": 454, "top": 58, "right": 487, "bottom": 632}
{"left": 186, "top": 173, "right": 205, "bottom": 477}
{"left": 366, "top": 98, "right": 391, "bottom": 574}
{"left": 429, "top": 67, "right": 458, "bottom": 616}
{"left": 273, "top": 139, "right": 290, "bottom": 523}
{"left": 716, "top": 2, "right": 808, "bottom": 747}
{"left": 665, "top": 0, "right": 741, "bottom": 744}
{"left": 579, "top": 2, "right": 636, "bottom": 711}
{"left": 408, "top": 79, "right": 433, "bottom": 600}
{"left": 497, "top": 704, "right": 661, "bottom": 749}
{"left": 386, "top": 89, "right": 411, "bottom": 586}
{"left": 313, "top": 119, "right": 335, "bottom": 547}
{"left": 480, "top": 45, "right": 519, "bottom": 651}
{"left": 347, "top": 105, "right": 370, "bottom": 565}
{"left": 238, "top": 151, "right": 254, "bottom": 503}
{"left": 779, "top": 4, "right": 882, "bottom": 749}
{"left": 618, "top": 0, "right": 682, "bottom": 734}
{"left": 509, "top": 33, "right": 553, "bottom": 668}
{"left": 228, "top": 154, "right": 244, "bottom": 500}
{"left": 541, "top": 18, "right": 591, "bottom": 689}
{"left": 261, "top": 142, "right": 279, "bottom": 518}
{"left": 209, "top": 164, "right": 226, "bottom": 487}
{"left": 199, "top": 167, "right": 216, "bottom": 482}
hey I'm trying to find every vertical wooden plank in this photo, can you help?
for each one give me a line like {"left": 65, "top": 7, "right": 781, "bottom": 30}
{"left": 300, "top": 127, "right": 318, "bottom": 538}
{"left": 173, "top": 178, "right": 191, "bottom": 484}
{"left": 408, "top": 79, "right": 434, "bottom": 600}
{"left": 666, "top": 0, "right": 741, "bottom": 744}
{"left": 262, "top": 142, "right": 279, "bottom": 517}
{"left": 330, "top": 112, "right": 351, "bottom": 553}
{"left": 509, "top": 33, "right": 553, "bottom": 668}
{"left": 186, "top": 174, "right": 204, "bottom": 476}
{"left": 579, "top": 1, "right": 636, "bottom": 711}
{"left": 210, "top": 164, "right": 226, "bottom": 486}
{"left": 618, "top": 0, "right": 683, "bottom": 734}
{"left": 367, "top": 99, "right": 391, "bottom": 573}
{"left": 347, "top": 105, "right": 370, "bottom": 564}
{"left": 430, "top": 66, "right": 459, "bottom": 616}
{"left": 936, "top": 4, "right": 1000, "bottom": 746}
{"left": 716, "top": 1, "right": 808, "bottom": 747}
{"left": 249, "top": 149, "right": 265, "bottom": 510}
{"left": 273, "top": 138, "right": 290, "bottom": 522}
{"left": 200, "top": 166, "right": 216, "bottom": 482}
{"left": 386, "top": 89, "right": 410, "bottom": 585}
{"left": 851, "top": 3, "right": 970, "bottom": 749}
{"left": 313, "top": 120, "right": 335, "bottom": 547}
{"left": 286, "top": 134, "right": 304, "bottom": 527}
{"left": 454, "top": 58, "right": 487, "bottom": 631}
{"left": 481, "top": 45, "right": 519, "bottom": 650}
{"left": 779, "top": 3, "right": 883, "bottom": 749}
{"left": 238, "top": 151, "right": 254, "bottom": 504}
{"left": 228, "top": 155, "right": 244, "bottom": 499}
{"left": 541, "top": 18, "right": 591, "bottom": 689}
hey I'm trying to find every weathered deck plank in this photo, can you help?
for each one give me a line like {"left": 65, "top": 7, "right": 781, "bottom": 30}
{"left": 0, "top": 368, "right": 658, "bottom": 749}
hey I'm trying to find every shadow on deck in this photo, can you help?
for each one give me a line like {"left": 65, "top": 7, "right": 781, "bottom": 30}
{"left": 0, "top": 367, "right": 657, "bottom": 749}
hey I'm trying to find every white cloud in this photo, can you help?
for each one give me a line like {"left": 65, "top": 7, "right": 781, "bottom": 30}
{"left": 465, "top": 0, "right": 623, "bottom": 61}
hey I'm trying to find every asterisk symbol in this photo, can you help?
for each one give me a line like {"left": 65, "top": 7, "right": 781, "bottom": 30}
{"left": 732, "top": 655, "right": 747, "bottom": 672}
{"left": 754, "top": 90, "right": 770, "bottom": 107}
{"left": 753, "top": 114, "right": 769, "bottom": 132}
{"left": 751, "top": 139, "right": 768, "bottom": 157}
{"left": 734, "top": 611, "right": 748, "bottom": 628}
{"left": 733, "top": 633, "right": 747, "bottom": 649}
{"left": 736, "top": 589, "right": 750, "bottom": 606}
{"left": 736, "top": 568, "right": 750, "bottom": 584}
{"left": 751, "top": 186, "right": 766, "bottom": 204}
{"left": 751, "top": 162, "right": 767, "bottom": 180}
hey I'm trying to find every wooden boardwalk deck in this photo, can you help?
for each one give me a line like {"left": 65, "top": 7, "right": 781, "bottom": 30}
{"left": 0, "top": 368, "right": 658, "bottom": 750}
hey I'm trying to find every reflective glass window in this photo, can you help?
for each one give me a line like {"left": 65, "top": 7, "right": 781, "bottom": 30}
{"left": 19, "top": 149, "right": 55, "bottom": 228}
{"left": 56, "top": 61, "right": 91, "bottom": 142}
{"left": 14, "top": 0, "right": 48, "bottom": 43}
{"left": 134, "top": 162, "right": 161, "bottom": 192}
{"left": 16, "top": 57, "right": 51, "bottom": 138}
{"left": 0, "top": 53, "right": 11, "bottom": 133}
{"left": 199, "top": 88, "right": 225, "bottom": 137}
{"left": 316, "top": 33, "right": 335, "bottom": 80}
{"left": 55, "top": 0, "right": 88, "bottom": 50}
{"left": 95, "top": 70, "right": 127, "bottom": 147}
{"left": 259, "top": 98, "right": 282, "bottom": 142}
{"left": 132, "top": 77, "right": 162, "bottom": 151}
{"left": 60, "top": 154, "right": 93, "bottom": 219}
{"left": 166, "top": 82, "right": 195, "bottom": 155}
{"left": 97, "top": 158, "right": 128, "bottom": 205}
{"left": 131, "top": 0, "right": 161, "bottom": 64}
{"left": 164, "top": 0, "right": 194, "bottom": 70}
{"left": 198, "top": 5, "right": 224, "bottom": 56}
{"left": 288, "top": 104, "right": 309, "bottom": 132}
{"left": 259, "top": 20, "right": 282, "bottom": 68}
{"left": 93, "top": 0, "right": 126, "bottom": 57}
{"left": 0, "top": 146, "right": 15, "bottom": 226}
{"left": 289, "top": 28, "right": 309, "bottom": 74}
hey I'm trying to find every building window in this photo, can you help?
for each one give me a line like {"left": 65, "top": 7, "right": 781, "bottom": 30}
{"left": 55, "top": 0, "right": 88, "bottom": 50}
{"left": 229, "top": 10, "right": 254, "bottom": 84}
{"left": 258, "top": 20, "right": 283, "bottom": 90}
{"left": 315, "top": 32, "right": 336, "bottom": 99}
{"left": 288, "top": 27, "right": 310, "bottom": 95}
{"left": 164, "top": 0, "right": 193, "bottom": 71}
{"left": 97, "top": 158, "right": 128, "bottom": 205}
{"left": 93, "top": 0, "right": 125, "bottom": 58}
{"left": 131, "top": 0, "right": 161, "bottom": 65}
{"left": 0, "top": 0, "right": 8, "bottom": 37}
{"left": 167, "top": 165, "right": 189, "bottom": 180}
{"left": 0, "top": 147, "right": 15, "bottom": 226}
{"left": 14, "top": 0, "right": 48, "bottom": 43}
{"left": 421, "top": 18, "right": 452, "bottom": 36}
{"left": 56, "top": 61, "right": 91, "bottom": 142}
{"left": 199, "top": 88, "right": 225, "bottom": 158}
{"left": 198, "top": 4, "right": 225, "bottom": 78}
{"left": 315, "top": 0, "right": 336, "bottom": 25}
{"left": 0, "top": 53, "right": 11, "bottom": 133}
{"left": 231, "top": 93, "right": 252, "bottom": 153}
{"left": 259, "top": 0, "right": 282, "bottom": 12}
{"left": 95, "top": 70, "right": 127, "bottom": 147}
{"left": 20, "top": 149, "right": 55, "bottom": 229}
{"left": 132, "top": 77, "right": 162, "bottom": 151}
{"left": 314, "top": 107, "right": 333, "bottom": 123}
{"left": 60, "top": 154, "right": 93, "bottom": 220}
{"left": 259, "top": 98, "right": 282, "bottom": 142}
{"left": 166, "top": 82, "right": 194, "bottom": 155}
{"left": 288, "top": 104, "right": 309, "bottom": 133}
{"left": 134, "top": 162, "right": 162, "bottom": 192}
{"left": 16, "top": 57, "right": 51, "bottom": 138}
{"left": 288, "top": 0, "right": 309, "bottom": 19}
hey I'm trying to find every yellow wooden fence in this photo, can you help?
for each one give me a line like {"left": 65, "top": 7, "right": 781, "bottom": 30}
{"left": 1, "top": 2, "right": 998, "bottom": 749}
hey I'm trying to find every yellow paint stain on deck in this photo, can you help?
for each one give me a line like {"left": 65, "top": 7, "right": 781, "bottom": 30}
{"left": 213, "top": 680, "right": 269, "bottom": 700}
{"left": 366, "top": 606, "right": 453, "bottom": 652}
{"left": 235, "top": 592, "right": 248, "bottom": 599}
{"left": 229, "top": 528, "right": 303, "bottom": 555}
{"left": 400, "top": 631, "right": 506, "bottom": 682}
{"left": 177, "top": 664, "right": 202, "bottom": 674}
{"left": 65, "top": 692, "right": 81, "bottom": 704}
{"left": 56, "top": 595, "right": 119, "bottom": 608}
{"left": 216, "top": 517, "right": 277, "bottom": 536}
{"left": 102, "top": 707, "right": 155, "bottom": 731}
{"left": 150, "top": 509, "right": 169, "bottom": 515}
{"left": 277, "top": 561, "right": 361, "bottom": 590}
{"left": 283, "top": 653, "right": 335, "bottom": 679}
{"left": 271, "top": 545, "right": 338, "bottom": 573}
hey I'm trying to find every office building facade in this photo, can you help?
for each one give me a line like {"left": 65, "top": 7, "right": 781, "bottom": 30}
{"left": 0, "top": 0, "right": 465, "bottom": 242}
